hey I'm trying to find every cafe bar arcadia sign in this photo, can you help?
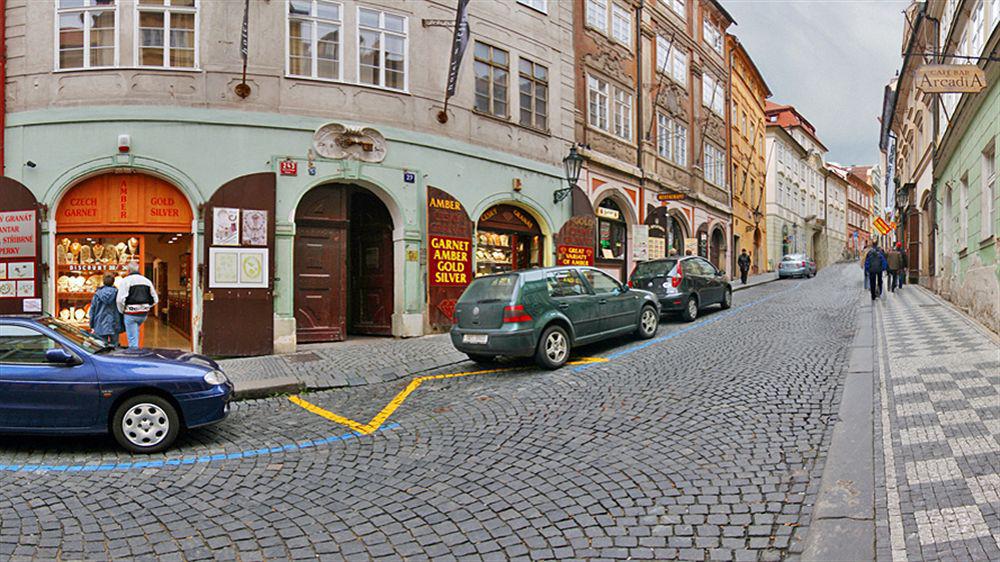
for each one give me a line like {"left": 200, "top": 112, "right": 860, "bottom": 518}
{"left": 916, "top": 65, "right": 987, "bottom": 94}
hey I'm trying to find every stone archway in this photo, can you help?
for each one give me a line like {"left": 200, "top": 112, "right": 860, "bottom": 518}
{"left": 710, "top": 226, "right": 727, "bottom": 270}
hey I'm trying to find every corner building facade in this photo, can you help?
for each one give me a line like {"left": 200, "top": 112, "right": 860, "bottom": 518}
{"left": 1, "top": 0, "right": 575, "bottom": 355}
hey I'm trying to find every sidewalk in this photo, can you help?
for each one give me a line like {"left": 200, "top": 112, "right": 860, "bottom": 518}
{"left": 219, "top": 334, "right": 466, "bottom": 399}
{"left": 805, "top": 284, "right": 1000, "bottom": 560}
{"left": 733, "top": 270, "right": 780, "bottom": 292}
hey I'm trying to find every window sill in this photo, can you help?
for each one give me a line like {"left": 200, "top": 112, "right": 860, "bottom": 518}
{"left": 585, "top": 124, "right": 636, "bottom": 148}
{"left": 54, "top": 66, "right": 203, "bottom": 74}
{"left": 979, "top": 235, "right": 995, "bottom": 249}
{"left": 472, "top": 108, "right": 551, "bottom": 137}
{"left": 284, "top": 74, "right": 410, "bottom": 95}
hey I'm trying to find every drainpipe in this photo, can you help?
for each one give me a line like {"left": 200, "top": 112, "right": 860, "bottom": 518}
{"left": 634, "top": 0, "right": 644, "bottom": 273}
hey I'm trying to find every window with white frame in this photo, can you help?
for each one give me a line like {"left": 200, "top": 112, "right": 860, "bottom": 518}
{"left": 613, "top": 88, "right": 632, "bottom": 140}
{"left": 588, "top": 75, "right": 609, "bottom": 131}
{"left": 586, "top": 0, "right": 608, "bottom": 33}
{"left": 702, "top": 73, "right": 724, "bottom": 115}
{"left": 655, "top": 35, "right": 687, "bottom": 87}
{"left": 517, "top": 0, "right": 547, "bottom": 13}
{"left": 657, "top": 113, "right": 687, "bottom": 167}
{"left": 992, "top": 0, "right": 999, "bottom": 30}
{"left": 474, "top": 42, "right": 509, "bottom": 117}
{"left": 137, "top": 0, "right": 197, "bottom": 69}
{"left": 287, "top": 0, "right": 341, "bottom": 80}
{"left": 56, "top": 0, "right": 117, "bottom": 70}
{"left": 611, "top": 4, "right": 631, "bottom": 45}
{"left": 703, "top": 143, "right": 725, "bottom": 187}
{"left": 983, "top": 142, "right": 996, "bottom": 239}
{"left": 663, "top": 0, "right": 685, "bottom": 19}
{"left": 960, "top": 174, "right": 969, "bottom": 248}
{"left": 518, "top": 58, "right": 548, "bottom": 130}
{"left": 970, "top": 0, "right": 985, "bottom": 56}
{"left": 702, "top": 18, "right": 722, "bottom": 54}
{"left": 358, "top": 7, "right": 407, "bottom": 90}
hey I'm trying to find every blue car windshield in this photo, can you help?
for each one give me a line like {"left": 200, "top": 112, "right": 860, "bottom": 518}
{"left": 40, "top": 318, "right": 111, "bottom": 353}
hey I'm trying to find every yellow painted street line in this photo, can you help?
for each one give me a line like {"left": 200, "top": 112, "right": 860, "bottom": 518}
{"left": 289, "top": 357, "right": 609, "bottom": 432}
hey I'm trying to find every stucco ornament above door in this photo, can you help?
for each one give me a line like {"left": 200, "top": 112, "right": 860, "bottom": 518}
{"left": 313, "top": 123, "right": 387, "bottom": 163}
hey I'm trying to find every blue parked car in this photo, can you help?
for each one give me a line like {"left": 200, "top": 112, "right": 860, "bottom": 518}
{"left": 0, "top": 315, "right": 233, "bottom": 453}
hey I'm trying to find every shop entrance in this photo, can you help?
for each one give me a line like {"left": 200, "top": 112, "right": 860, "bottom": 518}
{"left": 475, "top": 204, "right": 543, "bottom": 277}
{"left": 294, "top": 185, "right": 394, "bottom": 343}
{"left": 55, "top": 173, "right": 194, "bottom": 350}
{"left": 595, "top": 199, "right": 628, "bottom": 280}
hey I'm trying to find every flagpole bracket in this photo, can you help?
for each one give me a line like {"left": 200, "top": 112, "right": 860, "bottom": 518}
{"left": 234, "top": 82, "right": 251, "bottom": 99}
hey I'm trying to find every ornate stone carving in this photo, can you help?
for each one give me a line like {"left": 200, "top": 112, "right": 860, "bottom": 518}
{"left": 582, "top": 48, "right": 632, "bottom": 85}
{"left": 313, "top": 122, "right": 387, "bottom": 162}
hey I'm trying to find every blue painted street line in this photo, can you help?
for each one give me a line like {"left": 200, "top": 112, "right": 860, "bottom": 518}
{"left": 573, "top": 281, "right": 803, "bottom": 372}
{"left": 0, "top": 423, "right": 400, "bottom": 474}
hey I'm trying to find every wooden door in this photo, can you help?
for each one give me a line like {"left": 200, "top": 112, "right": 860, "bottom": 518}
{"left": 0, "top": 178, "right": 42, "bottom": 316}
{"left": 349, "top": 191, "right": 393, "bottom": 335}
{"left": 294, "top": 186, "right": 348, "bottom": 343}
{"left": 202, "top": 173, "right": 276, "bottom": 356}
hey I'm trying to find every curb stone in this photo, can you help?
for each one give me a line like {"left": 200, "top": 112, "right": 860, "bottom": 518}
{"left": 233, "top": 376, "right": 306, "bottom": 400}
{"left": 801, "top": 304, "right": 876, "bottom": 561}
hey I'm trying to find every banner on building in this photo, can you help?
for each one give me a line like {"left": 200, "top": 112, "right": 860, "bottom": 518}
{"left": 873, "top": 216, "right": 891, "bottom": 236}
{"left": 445, "top": 0, "right": 471, "bottom": 99}
{"left": 915, "top": 65, "right": 986, "bottom": 94}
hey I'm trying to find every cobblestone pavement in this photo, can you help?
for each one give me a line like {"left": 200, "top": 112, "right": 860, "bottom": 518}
{"left": 873, "top": 285, "right": 1000, "bottom": 561}
{"left": 0, "top": 268, "right": 859, "bottom": 561}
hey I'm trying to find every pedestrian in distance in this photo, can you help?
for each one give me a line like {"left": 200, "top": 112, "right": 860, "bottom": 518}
{"left": 865, "top": 242, "right": 888, "bottom": 301}
{"left": 738, "top": 249, "right": 751, "bottom": 285}
{"left": 897, "top": 242, "right": 907, "bottom": 289}
{"left": 886, "top": 244, "right": 903, "bottom": 293}
{"left": 860, "top": 243, "right": 872, "bottom": 290}
{"left": 89, "top": 273, "right": 123, "bottom": 347}
{"left": 116, "top": 261, "right": 158, "bottom": 349}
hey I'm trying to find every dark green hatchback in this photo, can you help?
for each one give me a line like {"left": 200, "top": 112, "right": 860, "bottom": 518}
{"left": 450, "top": 267, "right": 660, "bottom": 369}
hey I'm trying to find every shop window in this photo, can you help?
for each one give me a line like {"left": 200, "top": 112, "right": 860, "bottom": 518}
{"left": 597, "top": 199, "right": 627, "bottom": 260}
{"left": 519, "top": 58, "right": 548, "bottom": 130}
{"left": 476, "top": 205, "right": 543, "bottom": 276}
{"left": 474, "top": 42, "right": 509, "bottom": 117}
{"left": 358, "top": 7, "right": 407, "bottom": 90}
{"left": 287, "top": 0, "right": 342, "bottom": 81}
{"left": 137, "top": 0, "right": 197, "bottom": 69}
{"left": 56, "top": 0, "right": 117, "bottom": 70}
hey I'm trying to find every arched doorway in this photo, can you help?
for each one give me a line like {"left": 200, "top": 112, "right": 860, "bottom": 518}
{"left": 752, "top": 228, "right": 763, "bottom": 273}
{"left": 294, "top": 184, "right": 394, "bottom": 343}
{"left": 710, "top": 226, "right": 726, "bottom": 270}
{"left": 475, "top": 204, "right": 544, "bottom": 276}
{"left": 55, "top": 172, "right": 194, "bottom": 349}
{"left": 595, "top": 198, "right": 628, "bottom": 279}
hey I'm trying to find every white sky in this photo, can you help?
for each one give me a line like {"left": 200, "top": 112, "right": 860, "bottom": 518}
{"left": 724, "top": 0, "right": 908, "bottom": 165}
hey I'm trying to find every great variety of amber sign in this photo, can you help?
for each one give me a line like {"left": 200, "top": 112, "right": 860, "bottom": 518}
{"left": 556, "top": 245, "right": 594, "bottom": 266}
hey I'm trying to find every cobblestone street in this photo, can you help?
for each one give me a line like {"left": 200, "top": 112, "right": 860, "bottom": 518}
{"left": 0, "top": 264, "right": 867, "bottom": 561}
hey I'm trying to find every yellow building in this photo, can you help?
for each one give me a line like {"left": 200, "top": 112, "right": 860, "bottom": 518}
{"left": 726, "top": 36, "right": 771, "bottom": 273}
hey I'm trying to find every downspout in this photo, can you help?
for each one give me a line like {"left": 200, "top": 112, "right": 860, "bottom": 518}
{"left": 634, "top": 0, "right": 644, "bottom": 271}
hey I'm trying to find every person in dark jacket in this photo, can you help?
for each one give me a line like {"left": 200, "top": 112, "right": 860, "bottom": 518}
{"left": 865, "top": 242, "right": 888, "bottom": 300}
{"left": 897, "top": 242, "right": 908, "bottom": 289}
{"left": 737, "top": 249, "right": 751, "bottom": 285}
{"left": 89, "top": 274, "right": 123, "bottom": 347}
{"left": 886, "top": 245, "right": 903, "bottom": 292}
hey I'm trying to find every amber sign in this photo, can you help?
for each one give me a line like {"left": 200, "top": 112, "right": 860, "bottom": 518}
{"left": 557, "top": 245, "right": 594, "bottom": 266}
{"left": 916, "top": 65, "right": 987, "bottom": 94}
{"left": 0, "top": 210, "right": 36, "bottom": 258}
{"left": 429, "top": 235, "right": 472, "bottom": 286}
{"left": 57, "top": 174, "right": 193, "bottom": 233}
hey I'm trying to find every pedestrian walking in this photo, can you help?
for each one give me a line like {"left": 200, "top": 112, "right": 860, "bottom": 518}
{"left": 738, "top": 249, "right": 751, "bottom": 285}
{"left": 116, "top": 261, "right": 158, "bottom": 349}
{"left": 886, "top": 245, "right": 902, "bottom": 292}
{"left": 865, "top": 242, "right": 887, "bottom": 301}
{"left": 89, "top": 273, "right": 123, "bottom": 347}
{"left": 860, "top": 243, "right": 872, "bottom": 290}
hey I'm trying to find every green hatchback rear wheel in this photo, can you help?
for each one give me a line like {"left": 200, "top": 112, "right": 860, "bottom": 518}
{"left": 535, "top": 325, "right": 570, "bottom": 370}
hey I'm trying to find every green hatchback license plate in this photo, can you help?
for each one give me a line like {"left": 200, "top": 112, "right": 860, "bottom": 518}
{"left": 463, "top": 334, "right": 488, "bottom": 344}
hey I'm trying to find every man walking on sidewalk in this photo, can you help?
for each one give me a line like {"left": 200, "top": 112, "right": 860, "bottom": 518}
{"left": 886, "top": 244, "right": 902, "bottom": 292}
{"left": 896, "top": 242, "right": 907, "bottom": 289}
{"left": 738, "top": 249, "right": 751, "bottom": 285}
{"left": 865, "top": 242, "right": 887, "bottom": 300}
{"left": 116, "top": 261, "right": 158, "bottom": 348}
{"left": 860, "top": 242, "right": 872, "bottom": 290}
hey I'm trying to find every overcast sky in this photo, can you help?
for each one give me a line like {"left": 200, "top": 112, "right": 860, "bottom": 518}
{"left": 724, "top": 0, "right": 908, "bottom": 166}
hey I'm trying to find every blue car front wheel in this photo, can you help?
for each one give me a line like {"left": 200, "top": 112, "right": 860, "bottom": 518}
{"left": 111, "top": 395, "right": 180, "bottom": 454}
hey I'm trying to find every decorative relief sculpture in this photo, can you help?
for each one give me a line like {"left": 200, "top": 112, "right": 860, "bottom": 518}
{"left": 313, "top": 123, "right": 388, "bottom": 163}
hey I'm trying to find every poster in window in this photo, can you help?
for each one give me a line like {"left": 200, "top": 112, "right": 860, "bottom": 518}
{"left": 213, "top": 207, "right": 240, "bottom": 246}
{"left": 238, "top": 249, "right": 268, "bottom": 287}
{"left": 0, "top": 263, "right": 6, "bottom": 279}
{"left": 632, "top": 224, "right": 649, "bottom": 262}
{"left": 209, "top": 248, "right": 239, "bottom": 286}
{"left": 15, "top": 280, "right": 34, "bottom": 297}
{"left": 242, "top": 209, "right": 268, "bottom": 246}
{"left": 8, "top": 261, "right": 34, "bottom": 280}
{"left": 0, "top": 280, "right": 14, "bottom": 298}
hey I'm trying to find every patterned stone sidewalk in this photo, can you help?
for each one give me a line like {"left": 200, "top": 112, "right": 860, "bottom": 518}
{"left": 874, "top": 286, "right": 1000, "bottom": 561}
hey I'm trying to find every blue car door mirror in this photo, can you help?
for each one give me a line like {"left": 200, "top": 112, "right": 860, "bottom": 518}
{"left": 45, "top": 348, "right": 78, "bottom": 365}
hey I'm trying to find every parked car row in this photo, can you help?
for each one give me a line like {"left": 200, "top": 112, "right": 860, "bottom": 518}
{"left": 451, "top": 256, "right": 734, "bottom": 370}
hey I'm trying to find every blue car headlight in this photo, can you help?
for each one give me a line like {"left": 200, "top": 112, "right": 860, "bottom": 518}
{"left": 204, "top": 370, "right": 229, "bottom": 386}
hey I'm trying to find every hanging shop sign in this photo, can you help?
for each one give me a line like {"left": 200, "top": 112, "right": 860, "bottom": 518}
{"left": 596, "top": 206, "right": 621, "bottom": 220}
{"left": 555, "top": 215, "right": 596, "bottom": 266}
{"left": 915, "top": 65, "right": 987, "bottom": 94}
{"left": 427, "top": 186, "right": 474, "bottom": 328}
{"left": 656, "top": 192, "right": 685, "bottom": 202}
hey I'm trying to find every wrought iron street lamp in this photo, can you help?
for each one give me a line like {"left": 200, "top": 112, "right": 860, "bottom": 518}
{"left": 554, "top": 145, "right": 583, "bottom": 204}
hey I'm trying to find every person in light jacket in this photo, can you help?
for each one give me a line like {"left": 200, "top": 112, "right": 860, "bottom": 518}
{"left": 116, "top": 261, "right": 158, "bottom": 349}
{"left": 89, "top": 273, "right": 123, "bottom": 347}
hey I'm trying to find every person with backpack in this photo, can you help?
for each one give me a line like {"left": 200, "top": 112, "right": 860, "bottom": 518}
{"left": 865, "top": 241, "right": 888, "bottom": 301}
{"left": 116, "top": 261, "right": 158, "bottom": 348}
{"left": 89, "top": 273, "right": 123, "bottom": 347}
{"left": 860, "top": 242, "right": 872, "bottom": 290}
